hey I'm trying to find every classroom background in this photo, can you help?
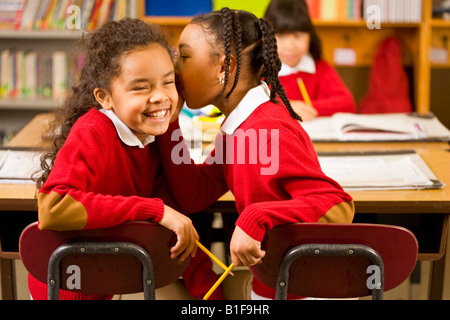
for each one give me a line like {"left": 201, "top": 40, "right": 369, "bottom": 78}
{"left": 0, "top": 0, "right": 450, "bottom": 300}
{"left": 1, "top": 0, "right": 450, "bottom": 144}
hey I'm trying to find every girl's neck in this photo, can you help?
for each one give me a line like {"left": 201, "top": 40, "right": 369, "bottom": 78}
{"left": 217, "top": 78, "right": 260, "bottom": 117}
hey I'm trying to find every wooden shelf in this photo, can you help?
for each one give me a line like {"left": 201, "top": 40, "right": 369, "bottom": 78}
{"left": 431, "top": 18, "right": 450, "bottom": 28}
{"left": 141, "top": 16, "right": 193, "bottom": 25}
{"left": 0, "top": 99, "right": 60, "bottom": 111}
{"left": 0, "top": 29, "right": 84, "bottom": 39}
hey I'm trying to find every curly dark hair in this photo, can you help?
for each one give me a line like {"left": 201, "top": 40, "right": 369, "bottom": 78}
{"left": 191, "top": 7, "right": 301, "bottom": 121}
{"left": 35, "top": 18, "right": 174, "bottom": 189}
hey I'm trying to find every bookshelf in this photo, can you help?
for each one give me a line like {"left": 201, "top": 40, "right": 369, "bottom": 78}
{"left": 0, "top": 0, "right": 137, "bottom": 144}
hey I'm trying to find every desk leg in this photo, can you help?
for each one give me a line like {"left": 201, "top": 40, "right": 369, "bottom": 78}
{"left": 429, "top": 216, "right": 449, "bottom": 300}
{"left": 429, "top": 253, "right": 446, "bottom": 300}
{"left": 1, "top": 257, "right": 16, "bottom": 300}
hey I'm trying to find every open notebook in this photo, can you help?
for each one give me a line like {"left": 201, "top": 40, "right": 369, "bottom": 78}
{"left": 301, "top": 113, "right": 450, "bottom": 142}
{"left": 317, "top": 150, "right": 445, "bottom": 191}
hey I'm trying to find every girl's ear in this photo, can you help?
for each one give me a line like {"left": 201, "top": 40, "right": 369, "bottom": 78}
{"left": 93, "top": 88, "right": 112, "bottom": 110}
{"left": 218, "top": 54, "right": 237, "bottom": 80}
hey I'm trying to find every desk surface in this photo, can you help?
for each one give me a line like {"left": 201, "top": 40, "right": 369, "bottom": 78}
{"left": 3, "top": 113, "right": 450, "bottom": 214}
{"left": 2, "top": 113, "right": 450, "bottom": 299}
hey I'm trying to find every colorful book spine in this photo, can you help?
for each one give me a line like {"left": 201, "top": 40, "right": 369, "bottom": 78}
{"left": 0, "top": 48, "right": 82, "bottom": 102}
{"left": 363, "top": 0, "right": 422, "bottom": 23}
{"left": 1, "top": 0, "right": 133, "bottom": 31}
{"left": 306, "top": 0, "right": 363, "bottom": 21}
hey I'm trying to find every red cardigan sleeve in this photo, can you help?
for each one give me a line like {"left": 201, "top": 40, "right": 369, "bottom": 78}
{"left": 234, "top": 126, "right": 354, "bottom": 242}
{"left": 280, "top": 60, "right": 357, "bottom": 116}
{"left": 155, "top": 120, "right": 229, "bottom": 214}
{"left": 38, "top": 126, "right": 164, "bottom": 231}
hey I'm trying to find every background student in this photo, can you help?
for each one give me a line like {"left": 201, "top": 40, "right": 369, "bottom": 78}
{"left": 158, "top": 8, "right": 354, "bottom": 300}
{"left": 31, "top": 18, "right": 226, "bottom": 300}
{"left": 264, "top": 0, "right": 356, "bottom": 121}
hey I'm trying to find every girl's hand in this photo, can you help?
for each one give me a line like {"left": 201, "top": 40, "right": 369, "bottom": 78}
{"left": 230, "top": 226, "right": 266, "bottom": 266}
{"left": 291, "top": 100, "right": 318, "bottom": 121}
{"left": 159, "top": 205, "right": 199, "bottom": 261}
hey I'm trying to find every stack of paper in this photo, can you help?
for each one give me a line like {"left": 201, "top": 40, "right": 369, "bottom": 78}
{"left": 0, "top": 149, "right": 42, "bottom": 184}
{"left": 318, "top": 150, "right": 445, "bottom": 191}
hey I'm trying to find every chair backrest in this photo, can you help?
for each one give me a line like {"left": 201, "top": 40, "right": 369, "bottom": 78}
{"left": 250, "top": 223, "right": 418, "bottom": 299}
{"left": 19, "top": 221, "right": 189, "bottom": 297}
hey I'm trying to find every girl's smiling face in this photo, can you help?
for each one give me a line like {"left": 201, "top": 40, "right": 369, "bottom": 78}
{"left": 175, "top": 23, "right": 224, "bottom": 109}
{"left": 95, "top": 43, "right": 178, "bottom": 142}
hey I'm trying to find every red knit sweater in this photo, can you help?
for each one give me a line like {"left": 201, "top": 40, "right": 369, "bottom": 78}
{"left": 30, "top": 108, "right": 226, "bottom": 300}
{"left": 279, "top": 60, "right": 356, "bottom": 116}
{"left": 159, "top": 100, "right": 355, "bottom": 299}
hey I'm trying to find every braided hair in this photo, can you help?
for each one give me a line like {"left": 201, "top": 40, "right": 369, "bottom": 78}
{"left": 191, "top": 7, "right": 302, "bottom": 121}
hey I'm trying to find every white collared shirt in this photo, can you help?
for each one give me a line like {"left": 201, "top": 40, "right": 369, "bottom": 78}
{"left": 279, "top": 53, "right": 316, "bottom": 77}
{"left": 99, "top": 109, "right": 155, "bottom": 148}
{"left": 220, "top": 82, "right": 271, "bottom": 135}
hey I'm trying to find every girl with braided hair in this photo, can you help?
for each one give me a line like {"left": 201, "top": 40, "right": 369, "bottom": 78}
{"left": 160, "top": 8, "right": 354, "bottom": 299}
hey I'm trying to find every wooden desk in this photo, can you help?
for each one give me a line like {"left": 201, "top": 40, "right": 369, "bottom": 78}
{"left": 1, "top": 113, "right": 450, "bottom": 299}
{"left": 211, "top": 142, "right": 450, "bottom": 300}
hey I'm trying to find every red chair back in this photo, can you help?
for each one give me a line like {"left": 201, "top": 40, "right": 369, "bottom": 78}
{"left": 19, "top": 221, "right": 189, "bottom": 296}
{"left": 250, "top": 223, "right": 418, "bottom": 299}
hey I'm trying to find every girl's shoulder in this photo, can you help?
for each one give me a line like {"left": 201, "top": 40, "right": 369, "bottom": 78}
{"left": 72, "top": 108, "right": 114, "bottom": 132}
{"left": 245, "top": 100, "right": 303, "bottom": 134}
{"left": 314, "top": 59, "right": 338, "bottom": 73}
{"left": 66, "top": 108, "right": 116, "bottom": 145}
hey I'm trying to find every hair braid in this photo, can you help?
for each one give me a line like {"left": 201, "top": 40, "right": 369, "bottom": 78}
{"left": 257, "top": 18, "right": 302, "bottom": 121}
{"left": 226, "top": 10, "right": 242, "bottom": 100}
{"left": 216, "top": 8, "right": 233, "bottom": 100}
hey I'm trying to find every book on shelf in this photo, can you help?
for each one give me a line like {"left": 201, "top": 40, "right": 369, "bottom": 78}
{"left": 0, "top": 48, "right": 83, "bottom": 103}
{"left": 0, "top": 0, "right": 137, "bottom": 31}
{"left": 306, "top": 0, "right": 362, "bottom": 21}
{"left": 301, "top": 112, "right": 450, "bottom": 142}
{"left": 305, "top": 0, "right": 423, "bottom": 23}
{"left": 363, "top": 0, "right": 423, "bottom": 23}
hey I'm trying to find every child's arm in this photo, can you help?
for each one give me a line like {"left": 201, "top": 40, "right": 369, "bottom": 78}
{"left": 160, "top": 204, "right": 199, "bottom": 260}
{"left": 231, "top": 125, "right": 354, "bottom": 246}
{"left": 155, "top": 120, "right": 229, "bottom": 213}
{"left": 308, "top": 61, "right": 356, "bottom": 116}
{"left": 37, "top": 128, "right": 198, "bottom": 260}
{"left": 229, "top": 226, "right": 265, "bottom": 266}
{"left": 290, "top": 100, "right": 319, "bottom": 121}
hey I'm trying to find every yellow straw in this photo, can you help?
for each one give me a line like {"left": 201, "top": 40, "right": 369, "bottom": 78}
{"left": 195, "top": 240, "right": 232, "bottom": 275}
{"left": 297, "top": 78, "right": 313, "bottom": 108}
{"left": 203, "top": 263, "right": 235, "bottom": 300}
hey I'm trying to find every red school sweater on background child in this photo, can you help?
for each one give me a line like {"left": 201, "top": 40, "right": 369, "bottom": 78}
{"left": 278, "top": 54, "right": 357, "bottom": 116}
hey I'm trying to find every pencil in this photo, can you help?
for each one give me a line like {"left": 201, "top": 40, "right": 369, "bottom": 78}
{"left": 297, "top": 78, "right": 313, "bottom": 108}
{"left": 195, "top": 240, "right": 233, "bottom": 275}
{"left": 203, "top": 263, "right": 235, "bottom": 300}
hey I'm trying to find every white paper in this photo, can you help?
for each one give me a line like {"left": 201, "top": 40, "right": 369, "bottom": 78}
{"left": 318, "top": 154, "right": 434, "bottom": 190}
{"left": 0, "top": 150, "right": 42, "bottom": 182}
{"left": 301, "top": 113, "right": 450, "bottom": 142}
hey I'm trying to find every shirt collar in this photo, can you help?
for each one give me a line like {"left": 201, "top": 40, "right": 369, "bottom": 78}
{"left": 220, "top": 81, "right": 270, "bottom": 135}
{"left": 279, "top": 53, "right": 316, "bottom": 77}
{"left": 100, "top": 109, "right": 155, "bottom": 148}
